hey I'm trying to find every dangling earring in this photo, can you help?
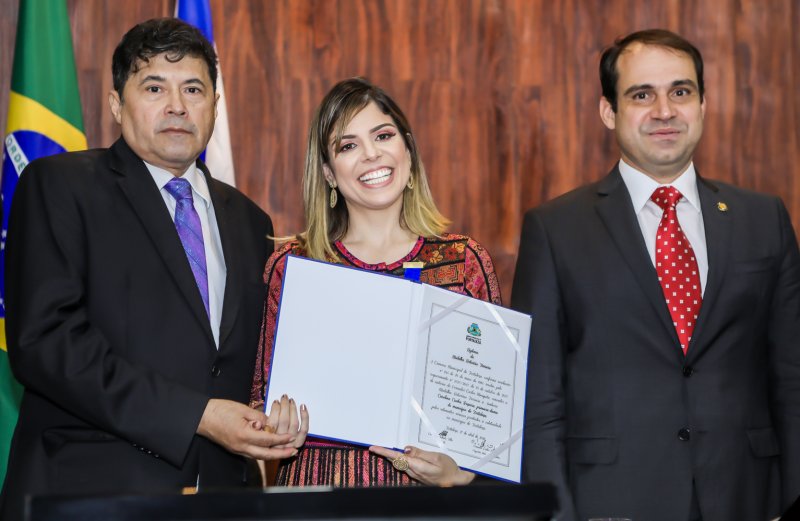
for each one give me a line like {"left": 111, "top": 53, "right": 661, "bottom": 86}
{"left": 329, "top": 181, "right": 338, "bottom": 208}
{"left": 406, "top": 176, "right": 414, "bottom": 190}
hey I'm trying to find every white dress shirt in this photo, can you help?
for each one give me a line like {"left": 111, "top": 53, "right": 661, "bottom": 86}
{"left": 145, "top": 161, "right": 226, "bottom": 347}
{"left": 618, "top": 159, "right": 709, "bottom": 294}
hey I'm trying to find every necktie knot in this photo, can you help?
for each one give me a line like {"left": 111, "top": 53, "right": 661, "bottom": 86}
{"left": 651, "top": 186, "right": 683, "bottom": 211}
{"left": 165, "top": 178, "right": 193, "bottom": 202}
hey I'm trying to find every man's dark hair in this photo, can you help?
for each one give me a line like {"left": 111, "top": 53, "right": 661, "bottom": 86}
{"left": 112, "top": 18, "right": 217, "bottom": 96}
{"left": 600, "top": 29, "right": 704, "bottom": 112}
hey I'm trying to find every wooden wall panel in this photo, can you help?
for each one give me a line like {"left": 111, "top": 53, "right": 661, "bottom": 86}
{"left": 0, "top": 0, "right": 18, "bottom": 146}
{"left": 1, "top": 0, "right": 798, "bottom": 301}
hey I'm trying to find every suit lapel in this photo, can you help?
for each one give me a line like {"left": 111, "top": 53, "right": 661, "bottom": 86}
{"left": 594, "top": 167, "right": 684, "bottom": 361}
{"left": 111, "top": 139, "right": 215, "bottom": 346}
{"left": 686, "top": 175, "right": 731, "bottom": 360}
{"left": 202, "top": 165, "right": 240, "bottom": 350}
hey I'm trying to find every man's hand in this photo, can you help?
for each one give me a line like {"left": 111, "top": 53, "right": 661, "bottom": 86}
{"left": 197, "top": 399, "right": 297, "bottom": 460}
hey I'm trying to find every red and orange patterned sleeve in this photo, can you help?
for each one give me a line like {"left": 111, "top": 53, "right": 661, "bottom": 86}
{"left": 463, "top": 237, "right": 503, "bottom": 305}
{"left": 249, "top": 241, "right": 297, "bottom": 410}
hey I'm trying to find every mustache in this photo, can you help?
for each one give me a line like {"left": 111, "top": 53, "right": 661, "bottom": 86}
{"left": 643, "top": 122, "right": 686, "bottom": 133}
{"left": 156, "top": 120, "right": 196, "bottom": 133}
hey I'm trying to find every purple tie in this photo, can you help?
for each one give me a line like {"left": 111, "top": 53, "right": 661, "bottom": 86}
{"left": 165, "top": 178, "right": 210, "bottom": 317}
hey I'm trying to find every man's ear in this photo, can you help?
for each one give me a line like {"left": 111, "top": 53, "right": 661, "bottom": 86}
{"left": 109, "top": 90, "right": 123, "bottom": 124}
{"left": 599, "top": 96, "right": 616, "bottom": 130}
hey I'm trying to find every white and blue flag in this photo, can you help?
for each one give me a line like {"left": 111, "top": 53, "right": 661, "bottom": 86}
{"left": 176, "top": 0, "right": 237, "bottom": 186}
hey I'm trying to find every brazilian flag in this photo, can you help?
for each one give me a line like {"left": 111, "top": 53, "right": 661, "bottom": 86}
{"left": 1, "top": 0, "right": 86, "bottom": 487}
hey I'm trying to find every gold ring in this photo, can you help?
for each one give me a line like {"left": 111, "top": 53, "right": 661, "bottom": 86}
{"left": 392, "top": 456, "right": 409, "bottom": 471}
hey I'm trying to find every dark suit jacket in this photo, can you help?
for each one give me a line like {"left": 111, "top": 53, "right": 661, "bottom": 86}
{"left": 0, "top": 138, "right": 273, "bottom": 520}
{"left": 511, "top": 166, "right": 800, "bottom": 521}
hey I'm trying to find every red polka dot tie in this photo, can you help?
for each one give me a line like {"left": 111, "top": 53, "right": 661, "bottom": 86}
{"left": 651, "top": 186, "right": 702, "bottom": 355}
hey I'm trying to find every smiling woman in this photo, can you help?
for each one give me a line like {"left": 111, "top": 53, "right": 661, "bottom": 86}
{"left": 322, "top": 102, "right": 412, "bottom": 226}
{"left": 248, "top": 78, "right": 502, "bottom": 488}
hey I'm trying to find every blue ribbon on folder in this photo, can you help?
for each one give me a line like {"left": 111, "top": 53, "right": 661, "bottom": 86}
{"left": 402, "top": 261, "right": 423, "bottom": 282}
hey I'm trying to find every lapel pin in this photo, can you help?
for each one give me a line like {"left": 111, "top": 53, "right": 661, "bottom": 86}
{"left": 717, "top": 202, "right": 728, "bottom": 212}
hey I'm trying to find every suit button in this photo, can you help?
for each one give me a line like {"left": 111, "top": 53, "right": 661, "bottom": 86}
{"left": 682, "top": 366, "right": 693, "bottom": 377}
{"left": 211, "top": 365, "right": 221, "bottom": 377}
{"left": 678, "top": 428, "right": 691, "bottom": 441}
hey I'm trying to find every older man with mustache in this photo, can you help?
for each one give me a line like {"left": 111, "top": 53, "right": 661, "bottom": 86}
{"left": 0, "top": 18, "right": 306, "bottom": 520}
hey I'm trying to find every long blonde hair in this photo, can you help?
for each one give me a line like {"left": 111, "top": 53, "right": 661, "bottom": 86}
{"left": 296, "top": 78, "right": 449, "bottom": 261}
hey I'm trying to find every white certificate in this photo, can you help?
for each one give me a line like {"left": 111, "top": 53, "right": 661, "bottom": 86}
{"left": 265, "top": 255, "right": 530, "bottom": 482}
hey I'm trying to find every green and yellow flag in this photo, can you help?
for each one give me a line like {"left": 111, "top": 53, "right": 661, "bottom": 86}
{"left": 1, "top": 0, "right": 86, "bottom": 487}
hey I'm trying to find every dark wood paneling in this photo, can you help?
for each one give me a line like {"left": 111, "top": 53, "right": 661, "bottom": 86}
{"left": 1, "top": 0, "right": 798, "bottom": 301}
{"left": 0, "top": 0, "right": 18, "bottom": 140}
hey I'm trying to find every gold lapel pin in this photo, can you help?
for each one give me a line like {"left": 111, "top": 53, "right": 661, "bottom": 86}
{"left": 717, "top": 202, "right": 728, "bottom": 212}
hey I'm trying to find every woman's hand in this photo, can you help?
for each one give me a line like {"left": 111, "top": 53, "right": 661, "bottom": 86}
{"left": 369, "top": 445, "right": 475, "bottom": 487}
{"left": 252, "top": 394, "right": 309, "bottom": 450}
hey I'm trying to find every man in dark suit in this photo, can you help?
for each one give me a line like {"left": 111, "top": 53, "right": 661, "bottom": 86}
{"left": 0, "top": 18, "right": 305, "bottom": 520}
{"left": 512, "top": 29, "right": 800, "bottom": 521}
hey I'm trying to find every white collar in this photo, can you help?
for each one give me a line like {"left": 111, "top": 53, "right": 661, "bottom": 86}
{"left": 618, "top": 159, "right": 702, "bottom": 214}
{"left": 144, "top": 161, "right": 211, "bottom": 208}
